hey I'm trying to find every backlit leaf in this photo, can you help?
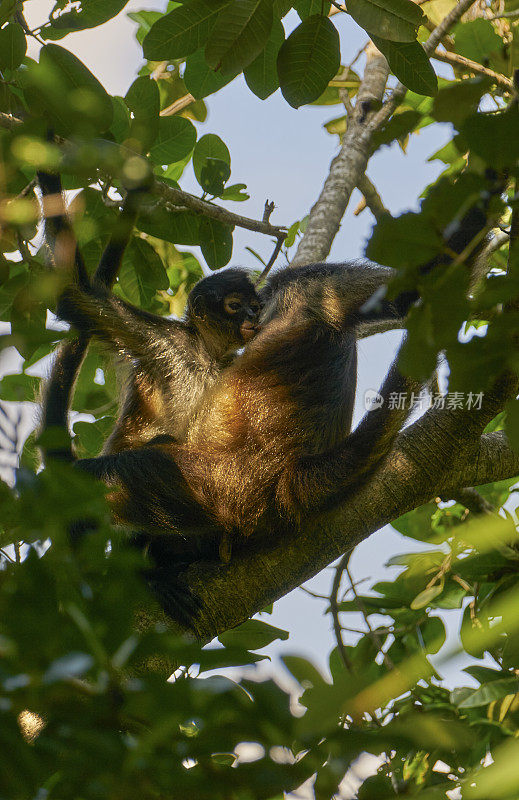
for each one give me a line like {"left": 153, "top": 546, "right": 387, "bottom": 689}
{"left": 205, "top": 0, "right": 274, "bottom": 76}
{"left": 347, "top": 0, "right": 424, "bottom": 43}
{"left": 149, "top": 116, "right": 197, "bottom": 165}
{"left": 199, "top": 217, "right": 233, "bottom": 268}
{"left": 277, "top": 15, "right": 340, "bottom": 108}
{"left": 371, "top": 36, "right": 438, "bottom": 96}
{"left": 142, "top": 0, "right": 231, "bottom": 61}
{"left": 0, "top": 23, "right": 26, "bottom": 70}
{"left": 244, "top": 17, "right": 285, "bottom": 99}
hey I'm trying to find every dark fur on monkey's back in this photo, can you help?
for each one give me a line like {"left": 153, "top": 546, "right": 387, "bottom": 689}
{"left": 82, "top": 258, "right": 417, "bottom": 545}
{"left": 80, "top": 172, "right": 502, "bottom": 552}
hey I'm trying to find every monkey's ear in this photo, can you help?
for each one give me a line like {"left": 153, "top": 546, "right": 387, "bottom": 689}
{"left": 187, "top": 294, "right": 205, "bottom": 321}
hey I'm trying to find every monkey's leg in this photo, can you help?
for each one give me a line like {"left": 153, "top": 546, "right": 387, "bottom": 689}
{"left": 276, "top": 350, "right": 421, "bottom": 515}
{"left": 77, "top": 449, "right": 208, "bottom": 626}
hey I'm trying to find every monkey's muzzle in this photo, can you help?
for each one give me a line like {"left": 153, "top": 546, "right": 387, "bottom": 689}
{"left": 240, "top": 321, "right": 259, "bottom": 342}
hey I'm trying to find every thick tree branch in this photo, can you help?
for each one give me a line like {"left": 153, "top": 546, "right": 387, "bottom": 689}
{"left": 0, "top": 112, "right": 286, "bottom": 242}
{"left": 175, "top": 367, "right": 518, "bottom": 642}
{"left": 178, "top": 427, "right": 518, "bottom": 642}
{"left": 290, "top": 0, "right": 479, "bottom": 267}
{"left": 290, "top": 43, "right": 389, "bottom": 267}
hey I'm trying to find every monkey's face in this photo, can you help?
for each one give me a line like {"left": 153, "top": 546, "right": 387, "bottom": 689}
{"left": 187, "top": 268, "right": 262, "bottom": 351}
{"left": 223, "top": 291, "right": 261, "bottom": 343}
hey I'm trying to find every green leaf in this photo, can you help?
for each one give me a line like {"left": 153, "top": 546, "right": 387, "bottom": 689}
{"left": 149, "top": 116, "right": 196, "bottom": 165}
{"left": 127, "top": 9, "right": 162, "bottom": 45}
{"left": 462, "top": 109, "right": 519, "bottom": 169}
{"left": 371, "top": 108, "right": 422, "bottom": 150}
{"left": 109, "top": 96, "right": 131, "bottom": 143}
{"left": 277, "top": 15, "right": 340, "bottom": 108}
{"left": 72, "top": 417, "right": 113, "bottom": 458}
{"left": 347, "top": 0, "right": 424, "bottom": 43}
{"left": 42, "top": 0, "right": 131, "bottom": 39}
{"left": 205, "top": 0, "right": 274, "bottom": 76}
{"left": 193, "top": 133, "right": 231, "bottom": 194}
{"left": 218, "top": 618, "right": 289, "bottom": 650}
{"left": 274, "top": 0, "right": 293, "bottom": 16}
{"left": 371, "top": 36, "right": 438, "bottom": 96}
{"left": 221, "top": 183, "right": 250, "bottom": 201}
{"left": 125, "top": 75, "right": 160, "bottom": 151}
{"left": 432, "top": 77, "right": 489, "bottom": 128}
{"left": 457, "top": 678, "right": 519, "bottom": 708}
{"left": 142, "top": 0, "right": 231, "bottom": 61}
{"left": 281, "top": 655, "right": 328, "bottom": 688}
{"left": 27, "top": 44, "right": 113, "bottom": 137}
{"left": 184, "top": 47, "right": 238, "bottom": 99}
{"left": 199, "top": 217, "right": 233, "bottom": 268}
{"left": 410, "top": 584, "right": 443, "bottom": 609}
{"left": 0, "top": 372, "right": 39, "bottom": 402}
{"left": 0, "top": 23, "right": 26, "bottom": 70}
{"left": 294, "top": 0, "right": 331, "bottom": 19}
{"left": 324, "top": 114, "right": 347, "bottom": 136}
{"left": 137, "top": 206, "right": 200, "bottom": 245}
{"left": 366, "top": 212, "right": 442, "bottom": 269}
{"left": 464, "top": 665, "right": 509, "bottom": 684}
{"left": 392, "top": 503, "right": 442, "bottom": 543}
{"left": 119, "top": 237, "right": 169, "bottom": 307}
{"left": 244, "top": 17, "right": 285, "bottom": 99}
{"left": 453, "top": 18, "right": 502, "bottom": 64}
{"left": 419, "top": 616, "right": 446, "bottom": 653}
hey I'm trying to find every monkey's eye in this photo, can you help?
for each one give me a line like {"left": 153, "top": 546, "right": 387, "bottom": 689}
{"left": 224, "top": 297, "right": 243, "bottom": 314}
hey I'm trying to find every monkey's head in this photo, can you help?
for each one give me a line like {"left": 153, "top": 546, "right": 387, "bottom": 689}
{"left": 186, "top": 268, "right": 262, "bottom": 353}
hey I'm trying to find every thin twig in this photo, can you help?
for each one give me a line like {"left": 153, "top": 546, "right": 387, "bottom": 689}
{"left": 345, "top": 564, "right": 395, "bottom": 671}
{"left": 0, "top": 113, "right": 287, "bottom": 242}
{"left": 299, "top": 586, "right": 329, "bottom": 600}
{"left": 487, "top": 9, "right": 519, "bottom": 19}
{"left": 153, "top": 180, "right": 287, "bottom": 238}
{"left": 160, "top": 93, "right": 196, "bottom": 117}
{"left": 14, "top": 179, "right": 37, "bottom": 201}
{"left": 354, "top": 175, "right": 389, "bottom": 220}
{"left": 263, "top": 200, "right": 275, "bottom": 223}
{"left": 329, "top": 553, "right": 355, "bottom": 673}
{"left": 0, "top": 548, "right": 16, "bottom": 564}
{"left": 255, "top": 236, "right": 285, "bottom": 284}
{"left": 432, "top": 49, "right": 513, "bottom": 91}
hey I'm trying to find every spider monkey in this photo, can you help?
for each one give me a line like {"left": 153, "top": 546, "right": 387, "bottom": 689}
{"left": 42, "top": 168, "right": 503, "bottom": 624}
{"left": 38, "top": 173, "right": 262, "bottom": 461}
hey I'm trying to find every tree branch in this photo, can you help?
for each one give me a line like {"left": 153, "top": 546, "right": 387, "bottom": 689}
{"left": 432, "top": 49, "right": 513, "bottom": 91}
{"left": 370, "top": 0, "right": 479, "bottom": 131}
{"left": 172, "top": 368, "right": 518, "bottom": 643}
{"left": 354, "top": 175, "right": 389, "bottom": 220}
{"left": 290, "top": 43, "right": 389, "bottom": 266}
{"left": 0, "top": 112, "right": 287, "bottom": 242}
{"left": 290, "top": 0, "right": 479, "bottom": 268}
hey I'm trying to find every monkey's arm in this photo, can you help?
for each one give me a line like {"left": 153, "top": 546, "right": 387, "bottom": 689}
{"left": 37, "top": 171, "right": 90, "bottom": 291}
{"left": 39, "top": 175, "right": 142, "bottom": 459}
{"left": 57, "top": 286, "right": 180, "bottom": 365}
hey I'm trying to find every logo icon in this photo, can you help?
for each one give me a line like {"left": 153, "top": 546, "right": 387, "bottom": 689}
{"left": 364, "top": 389, "right": 384, "bottom": 411}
